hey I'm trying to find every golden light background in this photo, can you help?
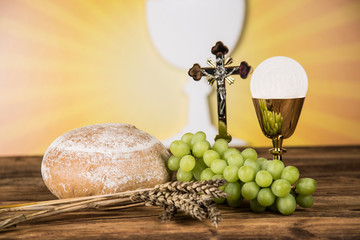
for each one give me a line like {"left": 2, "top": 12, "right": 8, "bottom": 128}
{"left": 0, "top": 0, "right": 359, "bottom": 156}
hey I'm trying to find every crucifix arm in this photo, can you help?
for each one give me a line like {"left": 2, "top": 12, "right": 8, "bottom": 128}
{"left": 189, "top": 64, "right": 215, "bottom": 81}
{"left": 234, "top": 61, "right": 252, "bottom": 79}
{"left": 202, "top": 68, "right": 216, "bottom": 76}
{"left": 201, "top": 69, "right": 215, "bottom": 79}
{"left": 225, "top": 67, "right": 239, "bottom": 78}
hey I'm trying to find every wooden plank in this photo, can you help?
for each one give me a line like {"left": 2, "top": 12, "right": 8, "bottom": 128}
{"left": 0, "top": 146, "right": 360, "bottom": 239}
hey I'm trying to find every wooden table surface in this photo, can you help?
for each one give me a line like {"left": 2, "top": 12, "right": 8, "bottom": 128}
{"left": 0, "top": 146, "right": 360, "bottom": 239}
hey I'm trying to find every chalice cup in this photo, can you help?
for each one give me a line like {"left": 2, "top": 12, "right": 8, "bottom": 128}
{"left": 250, "top": 57, "right": 308, "bottom": 161}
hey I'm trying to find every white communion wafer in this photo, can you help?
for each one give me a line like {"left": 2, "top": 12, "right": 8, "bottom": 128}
{"left": 250, "top": 56, "right": 308, "bottom": 99}
{"left": 41, "top": 123, "right": 171, "bottom": 199}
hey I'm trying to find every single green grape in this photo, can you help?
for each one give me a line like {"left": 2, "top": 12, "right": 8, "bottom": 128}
{"left": 222, "top": 148, "right": 241, "bottom": 160}
{"left": 227, "top": 197, "right": 243, "bottom": 208}
{"left": 181, "top": 132, "right": 194, "bottom": 145}
{"left": 176, "top": 168, "right": 193, "bottom": 182}
{"left": 223, "top": 165, "right": 239, "bottom": 183}
{"left": 203, "top": 150, "right": 220, "bottom": 167}
{"left": 192, "top": 157, "right": 207, "bottom": 181}
{"left": 257, "top": 188, "right": 276, "bottom": 207}
{"left": 267, "top": 159, "right": 285, "bottom": 180}
{"left": 244, "top": 159, "right": 261, "bottom": 172}
{"left": 192, "top": 140, "right": 211, "bottom": 158}
{"left": 179, "top": 155, "right": 196, "bottom": 172}
{"left": 167, "top": 155, "right": 181, "bottom": 171}
{"left": 211, "top": 159, "right": 228, "bottom": 174}
{"left": 194, "top": 131, "right": 206, "bottom": 139}
{"left": 296, "top": 178, "right": 317, "bottom": 195}
{"left": 241, "top": 148, "right": 257, "bottom": 161}
{"left": 224, "top": 182, "right": 242, "bottom": 202}
{"left": 281, "top": 166, "right": 300, "bottom": 184}
{"left": 200, "top": 168, "right": 215, "bottom": 180}
{"left": 170, "top": 140, "right": 190, "bottom": 158}
{"left": 238, "top": 165, "right": 256, "bottom": 183}
{"left": 271, "top": 179, "right": 291, "bottom": 197}
{"left": 241, "top": 182, "right": 260, "bottom": 200}
{"left": 212, "top": 139, "right": 229, "bottom": 156}
{"left": 255, "top": 170, "right": 273, "bottom": 187}
{"left": 250, "top": 199, "right": 266, "bottom": 213}
{"left": 190, "top": 131, "right": 207, "bottom": 148}
{"left": 277, "top": 194, "right": 297, "bottom": 215}
{"left": 227, "top": 154, "right": 244, "bottom": 168}
{"left": 296, "top": 194, "right": 314, "bottom": 208}
{"left": 256, "top": 157, "right": 267, "bottom": 166}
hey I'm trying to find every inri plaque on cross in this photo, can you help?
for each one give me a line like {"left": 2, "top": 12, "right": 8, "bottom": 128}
{"left": 188, "top": 41, "right": 251, "bottom": 143}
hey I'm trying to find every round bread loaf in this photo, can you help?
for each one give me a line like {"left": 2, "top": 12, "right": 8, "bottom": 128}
{"left": 41, "top": 123, "right": 171, "bottom": 199}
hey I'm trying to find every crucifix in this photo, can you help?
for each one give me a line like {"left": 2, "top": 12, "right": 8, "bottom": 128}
{"left": 188, "top": 41, "right": 252, "bottom": 142}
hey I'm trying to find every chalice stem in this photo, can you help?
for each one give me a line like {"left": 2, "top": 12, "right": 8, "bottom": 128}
{"left": 270, "top": 135, "right": 286, "bottom": 161}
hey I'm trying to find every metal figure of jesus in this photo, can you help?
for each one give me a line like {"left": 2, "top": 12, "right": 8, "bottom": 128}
{"left": 188, "top": 41, "right": 251, "bottom": 142}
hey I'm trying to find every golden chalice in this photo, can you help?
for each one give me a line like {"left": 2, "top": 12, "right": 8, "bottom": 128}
{"left": 250, "top": 57, "right": 308, "bottom": 161}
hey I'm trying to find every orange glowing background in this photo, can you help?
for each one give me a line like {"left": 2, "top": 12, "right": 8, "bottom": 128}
{"left": 0, "top": 0, "right": 359, "bottom": 156}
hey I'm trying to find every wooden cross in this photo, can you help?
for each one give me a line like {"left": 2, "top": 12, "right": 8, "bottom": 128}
{"left": 188, "top": 41, "right": 251, "bottom": 142}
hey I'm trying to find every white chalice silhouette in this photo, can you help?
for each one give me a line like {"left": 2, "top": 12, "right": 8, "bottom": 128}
{"left": 146, "top": 0, "right": 247, "bottom": 147}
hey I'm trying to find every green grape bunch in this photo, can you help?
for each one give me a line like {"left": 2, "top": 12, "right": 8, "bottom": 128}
{"left": 259, "top": 99, "right": 283, "bottom": 136}
{"left": 167, "top": 131, "right": 317, "bottom": 215}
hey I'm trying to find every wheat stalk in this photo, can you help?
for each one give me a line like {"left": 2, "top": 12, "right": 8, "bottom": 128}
{"left": 0, "top": 179, "right": 227, "bottom": 230}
